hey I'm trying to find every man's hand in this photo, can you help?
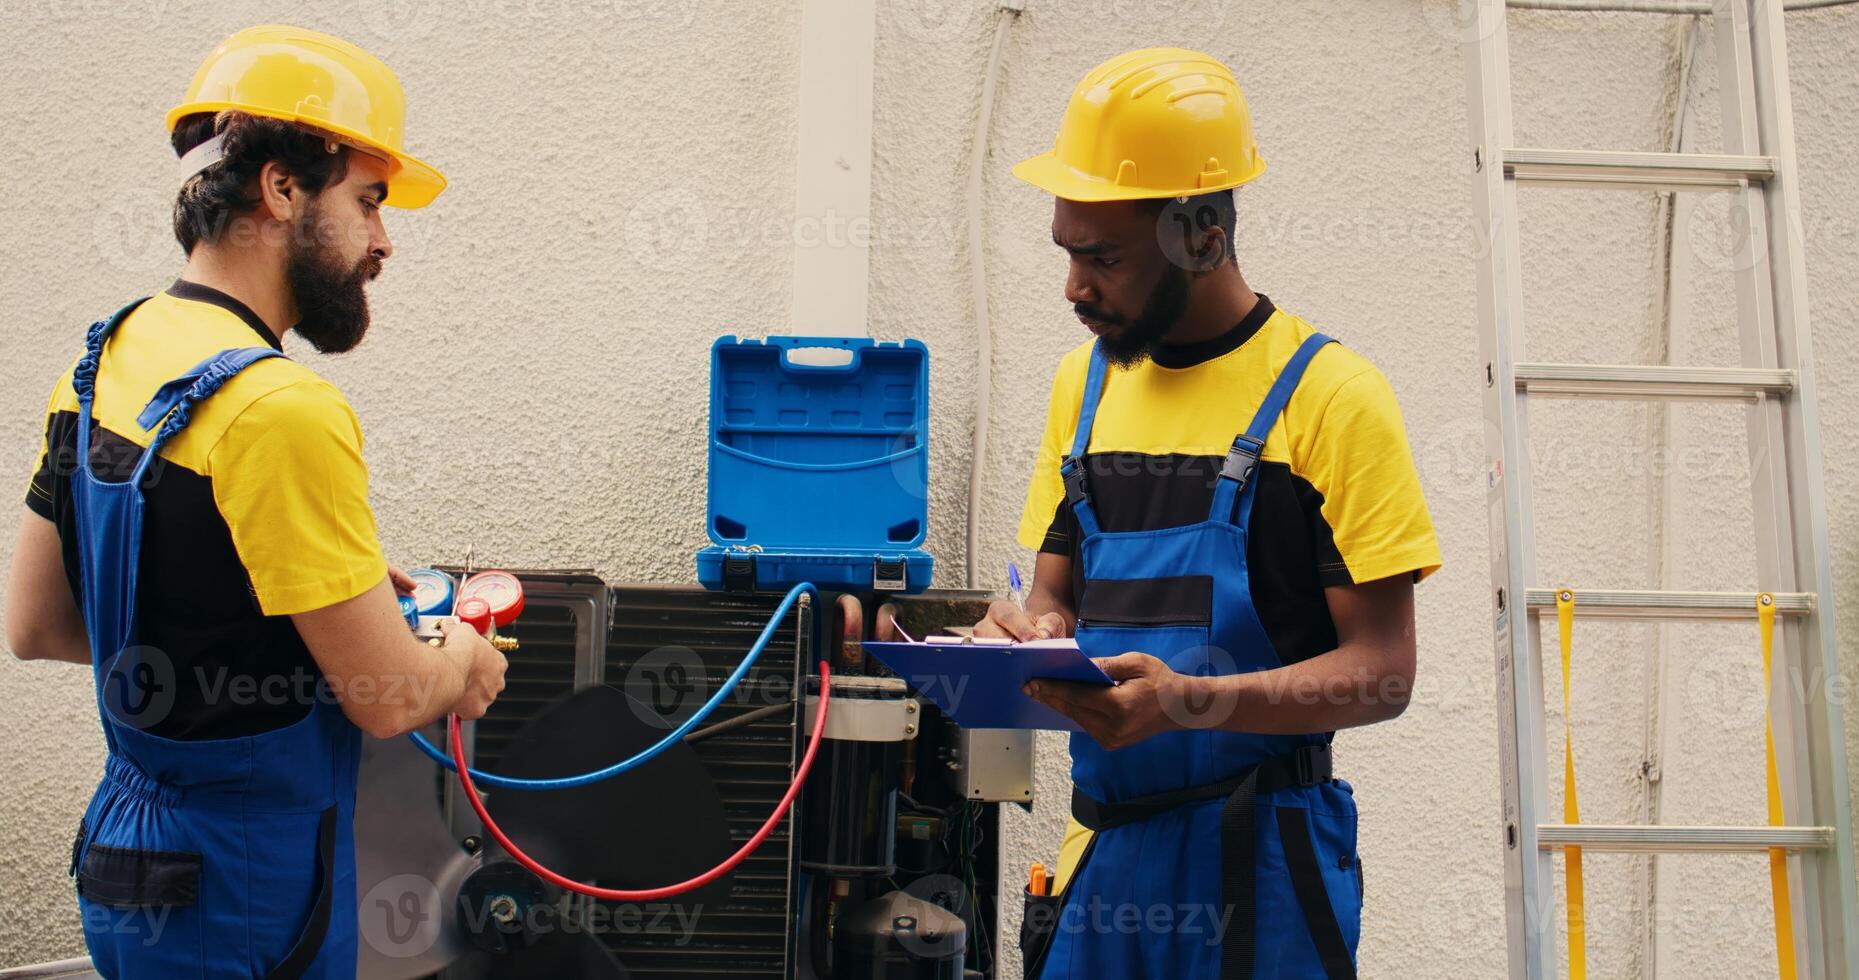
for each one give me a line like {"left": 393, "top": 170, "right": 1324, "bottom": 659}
{"left": 441, "top": 618, "right": 506, "bottom": 721}
{"left": 388, "top": 565, "right": 417, "bottom": 597}
{"left": 973, "top": 599, "right": 1067, "bottom": 642}
{"left": 1024, "top": 652, "right": 1198, "bottom": 751}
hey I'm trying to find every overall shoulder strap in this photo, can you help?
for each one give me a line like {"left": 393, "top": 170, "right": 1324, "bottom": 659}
{"left": 1208, "top": 332, "right": 1337, "bottom": 524}
{"left": 129, "top": 347, "right": 285, "bottom": 485}
{"left": 1059, "top": 343, "right": 1110, "bottom": 538}
{"left": 72, "top": 299, "right": 151, "bottom": 466}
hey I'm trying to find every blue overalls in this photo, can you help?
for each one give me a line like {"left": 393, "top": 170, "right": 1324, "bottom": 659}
{"left": 66, "top": 301, "right": 362, "bottom": 979}
{"left": 1034, "top": 333, "right": 1362, "bottom": 979}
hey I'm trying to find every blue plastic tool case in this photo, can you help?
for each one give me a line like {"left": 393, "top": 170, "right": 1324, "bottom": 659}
{"left": 696, "top": 335, "right": 934, "bottom": 594}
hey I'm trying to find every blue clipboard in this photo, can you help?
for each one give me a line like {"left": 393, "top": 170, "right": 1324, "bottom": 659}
{"left": 860, "top": 638, "right": 1114, "bottom": 731}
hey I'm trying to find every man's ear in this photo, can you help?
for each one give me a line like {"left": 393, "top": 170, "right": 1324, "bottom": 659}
{"left": 257, "top": 160, "right": 296, "bottom": 222}
{"left": 1194, "top": 225, "right": 1230, "bottom": 274}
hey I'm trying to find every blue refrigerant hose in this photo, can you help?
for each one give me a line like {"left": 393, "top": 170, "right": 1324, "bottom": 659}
{"left": 406, "top": 582, "right": 819, "bottom": 790}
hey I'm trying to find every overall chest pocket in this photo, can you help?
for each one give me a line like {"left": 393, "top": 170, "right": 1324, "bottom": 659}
{"left": 1077, "top": 575, "right": 1215, "bottom": 673}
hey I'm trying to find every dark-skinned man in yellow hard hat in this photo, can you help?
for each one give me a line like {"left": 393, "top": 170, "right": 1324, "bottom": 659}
{"left": 981, "top": 48, "right": 1440, "bottom": 979}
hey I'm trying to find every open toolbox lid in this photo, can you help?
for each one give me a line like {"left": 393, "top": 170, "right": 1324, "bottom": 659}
{"left": 697, "top": 335, "right": 933, "bottom": 594}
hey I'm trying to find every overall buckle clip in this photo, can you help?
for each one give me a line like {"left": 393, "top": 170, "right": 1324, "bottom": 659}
{"left": 1220, "top": 434, "right": 1266, "bottom": 490}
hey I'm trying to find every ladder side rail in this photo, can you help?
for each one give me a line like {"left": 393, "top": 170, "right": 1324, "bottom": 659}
{"left": 1716, "top": 3, "right": 1829, "bottom": 972}
{"left": 1746, "top": 1, "right": 1859, "bottom": 969}
{"left": 1465, "top": 2, "right": 1557, "bottom": 975}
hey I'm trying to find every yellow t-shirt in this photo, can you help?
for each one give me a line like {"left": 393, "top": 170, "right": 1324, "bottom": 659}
{"left": 1018, "top": 294, "right": 1441, "bottom": 614}
{"left": 26, "top": 281, "right": 387, "bottom": 738}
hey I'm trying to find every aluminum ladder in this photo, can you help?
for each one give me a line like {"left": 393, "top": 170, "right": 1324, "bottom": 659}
{"left": 1461, "top": 0, "right": 1859, "bottom": 975}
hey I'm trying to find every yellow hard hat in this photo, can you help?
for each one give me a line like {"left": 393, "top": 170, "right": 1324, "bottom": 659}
{"left": 1013, "top": 47, "right": 1265, "bottom": 203}
{"left": 167, "top": 25, "right": 446, "bottom": 209}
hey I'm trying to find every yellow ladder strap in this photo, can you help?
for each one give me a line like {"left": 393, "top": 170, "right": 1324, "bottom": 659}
{"left": 1558, "top": 589, "right": 1586, "bottom": 979}
{"left": 1761, "top": 593, "right": 1798, "bottom": 980}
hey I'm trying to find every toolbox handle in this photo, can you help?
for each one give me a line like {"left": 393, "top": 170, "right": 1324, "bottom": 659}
{"left": 779, "top": 345, "right": 858, "bottom": 371}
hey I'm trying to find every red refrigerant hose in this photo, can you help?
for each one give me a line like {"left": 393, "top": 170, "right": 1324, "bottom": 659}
{"left": 447, "top": 660, "right": 832, "bottom": 901}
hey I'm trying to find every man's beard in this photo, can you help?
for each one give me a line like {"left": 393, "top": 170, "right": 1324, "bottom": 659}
{"left": 286, "top": 203, "right": 381, "bottom": 354}
{"left": 1076, "top": 265, "right": 1189, "bottom": 369}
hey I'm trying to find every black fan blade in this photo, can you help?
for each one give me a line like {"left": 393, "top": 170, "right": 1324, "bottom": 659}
{"left": 480, "top": 684, "right": 737, "bottom": 912}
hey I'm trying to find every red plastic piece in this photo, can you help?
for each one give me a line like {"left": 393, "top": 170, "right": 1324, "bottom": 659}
{"left": 455, "top": 596, "right": 493, "bottom": 635}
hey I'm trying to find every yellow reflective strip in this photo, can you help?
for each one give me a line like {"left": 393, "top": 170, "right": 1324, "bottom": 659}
{"left": 1761, "top": 594, "right": 1797, "bottom": 980}
{"left": 1558, "top": 589, "right": 1586, "bottom": 979}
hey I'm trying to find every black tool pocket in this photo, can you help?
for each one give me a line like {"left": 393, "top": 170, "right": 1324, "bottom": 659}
{"left": 77, "top": 842, "right": 202, "bottom": 908}
{"left": 1020, "top": 885, "right": 1065, "bottom": 966}
{"left": 1019, "top": 836, "right": 1097, "bottom": 979}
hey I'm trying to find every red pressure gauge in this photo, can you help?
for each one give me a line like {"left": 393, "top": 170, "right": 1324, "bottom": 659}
{"left": 458, "top": 571, "right": 525, "bottom": 628}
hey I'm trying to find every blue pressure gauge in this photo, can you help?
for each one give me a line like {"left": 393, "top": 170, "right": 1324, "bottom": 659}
{"left": 407, "top": 568, "right": 457, "bottom": 617}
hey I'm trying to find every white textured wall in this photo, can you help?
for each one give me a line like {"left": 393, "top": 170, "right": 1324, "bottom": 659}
{"left": 1, "top": 1, "right": 1855, "bottom": 975}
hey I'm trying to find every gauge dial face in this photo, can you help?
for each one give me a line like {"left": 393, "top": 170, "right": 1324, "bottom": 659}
{"left": 459, "top": 571, "right": 524, "bottom": 625}
{"left": 408, "top": 568, "right": 456, "bottom": 616}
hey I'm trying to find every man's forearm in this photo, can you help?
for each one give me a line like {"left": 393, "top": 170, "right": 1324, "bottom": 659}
{"left": 1192, "top": 641, "right": 1413, "bottom": 735}
{"left": 4, "top": 600, "right": 92, "bottom": 664}
{"left": 7, "top": 631, "right": 91, "bottom": 664}
{"left": 346, "top": 636, "right": 472, "bottom": 739}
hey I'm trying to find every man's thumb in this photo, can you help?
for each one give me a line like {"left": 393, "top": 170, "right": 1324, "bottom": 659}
{"left": 1094, "top": 652, "right": 1148, "bottom": 680}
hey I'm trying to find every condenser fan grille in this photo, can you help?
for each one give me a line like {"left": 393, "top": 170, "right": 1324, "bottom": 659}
{"left": 599, "top": 587, "right": 801, "bottom": 978}
{"left": 468, "top": 602, "right": 582, "bottom": 772}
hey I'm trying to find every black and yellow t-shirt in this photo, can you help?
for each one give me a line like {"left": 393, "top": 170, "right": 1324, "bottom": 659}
{"left": 26, "top": 281, "right": 387, "bottom": 739}
{"left": 1017, "top": 295, "right": 1440, "bottom": 666}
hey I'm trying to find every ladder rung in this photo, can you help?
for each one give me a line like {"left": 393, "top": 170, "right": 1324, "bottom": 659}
{"left": 1515, "top": 363, "right": 1794, "bottom": 400}
{"left": 1538, "top": 824, "right": 1833, "bottom": 853}
{"left": 1524, "top": 588, "right": 1812, "bottom": 620}
{"left": 1507, "top": 0, "right": 1857, "bottom": 11}
{"left": 1504, "top": 148, "right": 1775, "bottom": 189}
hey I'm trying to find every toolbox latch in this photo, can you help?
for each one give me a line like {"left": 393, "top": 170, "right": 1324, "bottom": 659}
{"left": 872, "top": 557, "right": 907, "bottom": 592}
{"left": 723, "top": 553, "right": 758, "bottom": 593}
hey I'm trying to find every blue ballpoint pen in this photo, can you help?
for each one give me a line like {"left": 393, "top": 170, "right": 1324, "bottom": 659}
{"left": 1008, "top": 560, "right": 1026, "bottom": 611}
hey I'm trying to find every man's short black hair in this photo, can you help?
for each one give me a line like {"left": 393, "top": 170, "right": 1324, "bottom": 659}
{"left": 170, "top": 112, "right": 352, "bottom": 254}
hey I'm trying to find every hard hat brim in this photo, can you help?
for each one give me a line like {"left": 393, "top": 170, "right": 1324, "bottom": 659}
{"left": 1011, "top": 151, "right": 1265, "bottom": 203}
{"left": 381, "top": 151, "right": 446, "bottom": 210}
{"left": 165, "top": 101, "right": 447, "bottom": 209}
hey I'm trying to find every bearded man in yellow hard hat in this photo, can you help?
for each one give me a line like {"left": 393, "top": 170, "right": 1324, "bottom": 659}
{"left": 5, "top": 25, "right": 505, "bottom": 977}
{"left": 977, "top": 49, "right": 1441, "bottom": 978}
